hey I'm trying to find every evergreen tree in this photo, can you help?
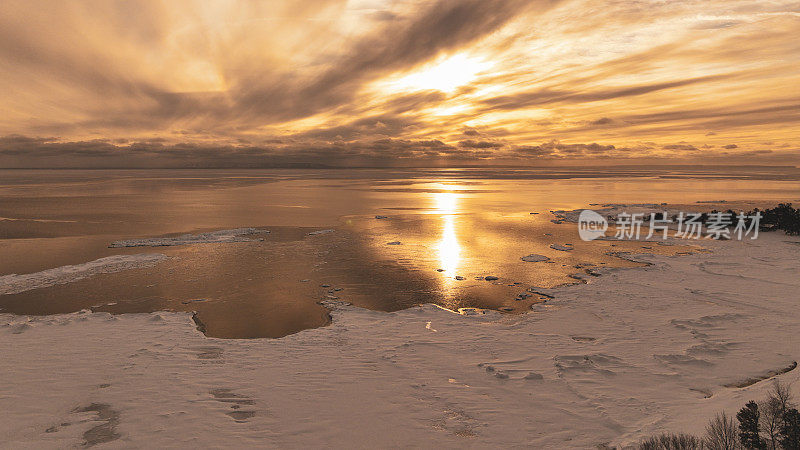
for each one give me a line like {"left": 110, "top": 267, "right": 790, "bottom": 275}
{"left": 780, "top": 408, "right": 800, "bottom": 450}
{"left": 737, "top": 401, "right": 765, "bottom": 449}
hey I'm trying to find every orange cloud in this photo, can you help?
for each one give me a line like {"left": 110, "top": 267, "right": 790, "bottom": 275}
{"left": 0, "top": 0, "right": 798, "bottom": 167}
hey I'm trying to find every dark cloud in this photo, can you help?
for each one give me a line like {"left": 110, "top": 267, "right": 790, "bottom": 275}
{"left": 740, "top": 149, "right": 773, "bottom": 156}
{"left": 692, "top": 20, "right": 740, "bottom": 30}
{"left": 0, "top": 134, "right": 500, "bottom": 168}
{"left": 662, "top": 144, "right": 699, "bottom": 151}
{"left": 589, "top": 117, "right": 616, "bottom": 126}
{"left": 513, "top": 145, "right": 556, "bottom": 157}
{"left": 458, "top": 140, "right": 503, "bottom": 149}
{"left": 0, "top": 135, "right": 120, "bottom": 157}
{"left": 624, "top": 103, "right": 800, "bottom": 130}
{"left": 370, "top": 10, "right": 400, "bottom": 22}
{"left": 479, "top": 75, "right": 731, "bottom": 112}
{"left": 229, "top": 0, "right": 545, "bottom": 124}
{"left": 289, "top": 115, "right": 421, "bottom": 142}
{"left": 510, "top": 140, "right": 616, "bottom": 158}
{"left": 3, "top": 134, "right": 797, "bottom": 168}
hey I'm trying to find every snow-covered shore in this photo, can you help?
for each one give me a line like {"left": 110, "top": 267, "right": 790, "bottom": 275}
{"left": 1, "top": 232, "right": 799, "bottom": 448}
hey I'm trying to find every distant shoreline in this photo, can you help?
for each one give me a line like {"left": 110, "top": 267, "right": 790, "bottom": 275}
{"left": 2, "top": 164, "right": 799, "bottom": 170}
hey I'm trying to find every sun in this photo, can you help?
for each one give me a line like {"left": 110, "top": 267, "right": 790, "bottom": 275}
{"left": 381, "top": 53, "right": 491, "bottom": 93}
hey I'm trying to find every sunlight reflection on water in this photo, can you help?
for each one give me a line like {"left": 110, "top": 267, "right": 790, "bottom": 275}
{"left": 433, "top": 191, "right": 461, "bottom": 281}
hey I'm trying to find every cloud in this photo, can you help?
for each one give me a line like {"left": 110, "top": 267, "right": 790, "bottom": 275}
{"left": 458, "top": 140, "right": 503, "bottom": 149}
{"left": 588, "top": 117, "right": 616, "bottom": 126}
{"left": 0, "top": 134, "right": 502, "bottom": 168}
{"left": 0, "top": 0, "right": 798, "bottom": 166}
{"left": 3, "top": 134, "right": 798, "bottom": 168}
{"left": 510, "top": 140, "right": 617, "bottom": 158}
{"left": 662, "top": 144, "right": 699, "bottom": 152}
{"left": 228, "top": 0, "right": 544, "bottom": 124}
{"left": 0, "top": 0, "right": 544, "bottom": 131}
{"left": 479, "top": 75, "right": 732, "bottom": 112}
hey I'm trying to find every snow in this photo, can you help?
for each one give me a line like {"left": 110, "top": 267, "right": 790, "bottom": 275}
{"left": 307, "top": 229, "right": 335, "bottom": 236}
{"left": 109, "top": 228, "right": 266, "bottom": 248}
{"left": 1, "top": 233, "right": 799, "bottom": 448}
{"left": 0, "top": 254, "right": 168, "bottom": 295}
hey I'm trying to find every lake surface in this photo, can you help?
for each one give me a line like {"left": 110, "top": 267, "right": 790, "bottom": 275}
{"left": 1, "top": 167, "right": 798, "bottom": 337}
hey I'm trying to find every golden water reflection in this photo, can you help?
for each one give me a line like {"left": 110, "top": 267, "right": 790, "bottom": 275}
{"left": 433, "top": 191, "right": 461, "bottom": 280}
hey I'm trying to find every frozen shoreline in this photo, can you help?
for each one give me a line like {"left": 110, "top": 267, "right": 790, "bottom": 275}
{"left": 1, "top": 232, "right": 799, "bottom": 448}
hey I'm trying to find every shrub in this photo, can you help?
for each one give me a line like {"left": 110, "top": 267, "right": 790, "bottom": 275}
{"left": 704, "top": 412, "right": 740, "bottom": 449}
{"left": 749, "top": 203, "right": 800, "bottom": 235}
{"left": 639, "top": 433, "right": 704, "bottom": 449}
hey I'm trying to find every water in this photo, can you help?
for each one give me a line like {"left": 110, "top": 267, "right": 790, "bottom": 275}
{"left": 1, "top": 167, "right": 798, "bottom": 337}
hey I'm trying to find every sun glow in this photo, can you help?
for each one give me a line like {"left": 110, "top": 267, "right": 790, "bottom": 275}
{"left": 382, "top": 53, "right": 491, "bottom": 93}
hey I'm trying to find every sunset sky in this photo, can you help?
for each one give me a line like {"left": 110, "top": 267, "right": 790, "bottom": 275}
{"left": 1, "top": 0, "right": 798, "bottom": 167}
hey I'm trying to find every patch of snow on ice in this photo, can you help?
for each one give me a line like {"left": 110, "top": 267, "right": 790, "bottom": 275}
{"left": 521, "top": 254, "right": 550, "bottom": 262}
{"left": 308, "top": 229, "right": 335, "bottom": 236}
{"left": 0, "top": 254, "right": 168, "bottom": 295}
{"left": 109, "top": 228, "right": 266, "bottom": 248}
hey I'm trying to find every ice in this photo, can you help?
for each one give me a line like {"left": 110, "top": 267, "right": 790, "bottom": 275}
{"left": 521, "top": 254, "right": 550, "bottom": 262}
{"left": 307, "top": 229, "right": 334, "bottom": 236}
{"left": 109, "top": 228, "right": 266, "bottom": 248}
{"left": 2, "top": 233, "right": 799, "bottom": 448}
{"left": 0, "top": 254, "right": 168, "bottom": 295}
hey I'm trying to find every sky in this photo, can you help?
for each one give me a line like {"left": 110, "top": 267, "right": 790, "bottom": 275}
{"left": 1, "top": 0, "right": 799, "bottom": 168}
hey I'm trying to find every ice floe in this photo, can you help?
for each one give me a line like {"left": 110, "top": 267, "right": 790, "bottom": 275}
{"left": 0, "top": 254, "right": 168, "bottom": 295}
{"left": 307, "top": 229, "right": 334, "bottom": 236}
{"left": 109, "top": 228, "right": 266, "bottom": 247}
{"left": 521, "top": 254, "right": 550, "bottom": 262}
